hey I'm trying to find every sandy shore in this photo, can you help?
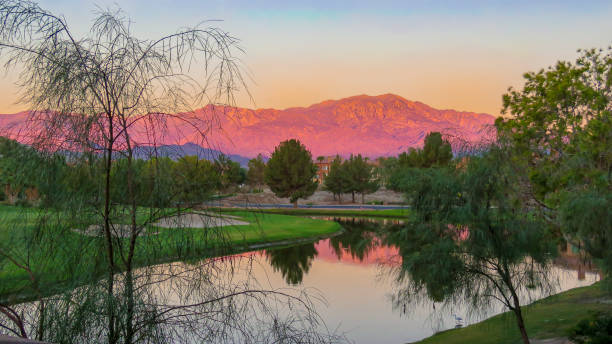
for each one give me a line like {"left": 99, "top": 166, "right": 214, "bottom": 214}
{"left": 74, "top": 212, "right": 249, "bottom": 237}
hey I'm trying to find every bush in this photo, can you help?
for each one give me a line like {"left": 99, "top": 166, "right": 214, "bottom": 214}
{"left": 568, "top": 312, "right": 612, "bottom": 344}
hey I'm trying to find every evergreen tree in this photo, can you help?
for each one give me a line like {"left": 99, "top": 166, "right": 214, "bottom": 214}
{"left": 421, "top": 132, "right": 453, "bottom": 167}
{"left": 323, "top": 156, "right": 350, "bottom": 203}
{"left": 264, "top": 139, "right": 318, "bottom": 208}
{"left": 345, "top": 154, "right": 379, "bottom": 203}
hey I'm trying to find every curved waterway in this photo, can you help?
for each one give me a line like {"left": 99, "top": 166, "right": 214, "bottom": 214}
{"left": 149, "top": 217, "right": 600, "bottom": 344}
{"left": 17, "top": 217, "right": 595, "bottom": 343}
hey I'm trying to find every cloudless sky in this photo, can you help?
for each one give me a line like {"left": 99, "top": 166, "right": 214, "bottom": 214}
{"left": 1, "top": 0, "right": 611, "bottom": 116}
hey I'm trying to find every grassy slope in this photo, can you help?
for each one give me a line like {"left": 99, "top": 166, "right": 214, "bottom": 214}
{"left": 414, "top": 282, "right": 611, "bottom": 344}
{"left": 219, "top": 207, "right": 412, "bottom": 218}
{"left": 0, "top": 205, "right": 341, "bottom": 299}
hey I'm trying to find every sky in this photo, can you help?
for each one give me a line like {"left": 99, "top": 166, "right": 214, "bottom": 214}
{"left": 1, "top": 0, "right": 611, "bottom": 116}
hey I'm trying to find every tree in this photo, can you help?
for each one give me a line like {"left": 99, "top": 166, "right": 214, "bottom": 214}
{"left": 0, "top": 137, "right": 41, "bottom": 204}
{"left": 421, "top": 132, "right": 453, "bottom": 167}
{"left": 173, "top": 155, "right": 219, "bottom": 205}
{"left": 140, "top": 157, "right": 176, "bottom": 208}
{"left": 397, "top": 132, "right": 452, "bottom": 168}
{"left": 497, "top": 47, "right": 612, "bottom": 288}
{"left": 246, "top": 154, "right": 266, "bottom": 188}
{"left": 388, "top": 146, "right": 555, "bottom": 344}
{"left": 264, "top": 139, "right": 318, "bottom": 208}
{"left": 387, "top": 132, "right": 453, "bottom": 193}
{"left": 344, "top": 154, "right": 379, "bottom": 203}
{"left": 215, "top": 154, "right": 246, "bottom": 191}
{"left": 323, "top": 156, "right": 350, "bottom": 203}
{"left": 0, "top": 2, "right": 306, "bottom": 343}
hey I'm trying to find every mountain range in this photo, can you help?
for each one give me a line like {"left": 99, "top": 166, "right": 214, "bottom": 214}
{"left": 0, "top": 94, "right": 495, "bottom": 159}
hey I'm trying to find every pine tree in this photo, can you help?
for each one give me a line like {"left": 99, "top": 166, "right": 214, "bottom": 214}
{"left": 264, "top": 139, "right": 318, "bottom": 208}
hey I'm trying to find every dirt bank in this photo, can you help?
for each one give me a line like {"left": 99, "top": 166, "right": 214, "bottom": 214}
{"left": 220, "top": 187, "right": 405, "bottom": 207}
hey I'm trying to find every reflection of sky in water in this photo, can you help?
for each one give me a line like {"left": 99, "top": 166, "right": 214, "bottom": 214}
{"left": 145, "top": 236, "right": 599, "bottom": 344}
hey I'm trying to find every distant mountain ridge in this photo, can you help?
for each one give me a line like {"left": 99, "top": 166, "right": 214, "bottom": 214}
{"left": 0, "top": 94, "right": 495, "bottom": 158}
{"left": 132, "top": 143, "right": 251, "bottom": 167}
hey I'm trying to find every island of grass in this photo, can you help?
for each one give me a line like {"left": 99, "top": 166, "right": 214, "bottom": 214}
{"left": 413, "top": 282, "right": 611, "bottom": 344}
{"left": 0, "top": 204, "right": 342, "bottom": 301}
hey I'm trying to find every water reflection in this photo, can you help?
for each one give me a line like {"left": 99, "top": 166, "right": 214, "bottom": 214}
{"left": 6, "top": 218, "right": 600, "bottom": 344}
{"left": 266, "top": 243, "right": 318, "bottom": 285}
{"left": 257, "top": 217, "right": 600, "bottom": 343}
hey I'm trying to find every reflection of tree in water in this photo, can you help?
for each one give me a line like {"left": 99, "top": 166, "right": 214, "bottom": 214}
{"left": 266, "top": 242, "right": 318, "bottom": 285}
{"left": 329, "top": 218, "right": 383, "bottom": 262}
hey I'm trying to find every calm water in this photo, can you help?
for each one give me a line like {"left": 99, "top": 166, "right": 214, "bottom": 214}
{"left": 160, "top": 217, "right": 599, "bottom": 344}
{"left": 20, "top": 217, "right": 595, "bottom": 343}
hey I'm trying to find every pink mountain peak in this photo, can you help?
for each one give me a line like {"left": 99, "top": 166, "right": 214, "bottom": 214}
{"left": 0, "top": 94, "right": 496, "bottom": 158}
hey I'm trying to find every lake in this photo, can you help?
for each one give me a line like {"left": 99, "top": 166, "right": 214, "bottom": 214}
{"left": 146, "top": 217, "right": 600, "bottom": 344}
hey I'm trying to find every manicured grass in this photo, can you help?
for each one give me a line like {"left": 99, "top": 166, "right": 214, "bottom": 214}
{"left": 0, "top": 204, "right": 342, "bottom": 301}
{"left": 218, "top": 207, "right": 412, "bottom": 218}
{"left": 413, "top": 282, "right": 612, "bottom": 344}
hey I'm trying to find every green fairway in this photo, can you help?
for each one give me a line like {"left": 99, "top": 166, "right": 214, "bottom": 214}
{"left": 413, "top": 282, "right": 611, "bottom": 344}
{"left": 218, "top": 207, "right": 412, "bottom": 218}
{"left": 0, "top": 204, "right": 342, "bottom": 301}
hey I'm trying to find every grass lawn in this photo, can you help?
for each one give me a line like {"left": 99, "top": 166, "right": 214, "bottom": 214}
{"left": 0, "top": 204, "right": 342, "bottom": 301}
{"left": 218, "top": 207, "right": 412, "bottom": 219}
{"left": 413, "top": 282, "right": 612, "bottom": 344}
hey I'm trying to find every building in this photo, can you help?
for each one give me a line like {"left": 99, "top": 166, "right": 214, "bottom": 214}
{"left": 313, "top": 156, "right": 338, "bottom": 184}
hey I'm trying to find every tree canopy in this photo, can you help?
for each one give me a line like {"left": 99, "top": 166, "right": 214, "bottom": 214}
{"left": 264, "top": 139, "right": 318, "bottom": 207}
{"left": 246, "top": 154, "right": 266, "bottom": 188}
{"left": 344, "top": 154, "right": 379, "bottom": 203}
{"left": 497, "top": 47, "right": 612, "bottom": 288}
{"left": 397, "top": 132, "right": 453, "bottom": 168}
{"left": 323, "top": 156, "right": 350, "bottom": 203}
{"left": 389, "top": 146, "right": 555, "bottom": 344}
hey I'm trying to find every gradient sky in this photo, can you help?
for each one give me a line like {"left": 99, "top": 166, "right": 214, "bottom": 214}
{"left": 1, "top": 0, "right": 611, "bottom": 116}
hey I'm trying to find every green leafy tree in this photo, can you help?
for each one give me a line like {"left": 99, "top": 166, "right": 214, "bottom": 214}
{"left": 389, "top": 146, "right": 555, "bottom": 344}
{"left": 264, "top": 139, "right": 318, "bottom": 208}
{"left": 397, "top": 132, "right": 452, "bottom": 168}
{"left": 174, "top": 156, "right": 219, "bottom": 205}
{"left": 387, "top": 132, "right": 453, "bottom": 192}
{"left": 421, "top": 132, "right": 453, "bottom": 167}
{"left": 110, "top": 158, "right": 146, "bottom": 205}
{"left": 140, "top": 157, "right": 177, "bottom": 208}
{"left": 375, "top": 156, "right": 397, "bottom": 186}
{"left": 246, "top": 154, "right": 266, "bottom": 188}
{"left": 215, "top": 154, "right": 246, "bottom": 191}
{"left": 323, "top": 156, "right": 350, "bottom": 203}
{"left": 344, "top": 154, "right": 379, "bottom": 203}
{"left": 0, "top": 137, "right": 42, "bottom": 204}
{"left": 397, "top": 148, "right": 423, "bottom": 168}
{"left": 497, "top": 47, "right": 612, "bottom": 288}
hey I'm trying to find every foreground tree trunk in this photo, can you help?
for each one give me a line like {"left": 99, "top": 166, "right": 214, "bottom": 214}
{"left": 293, "top": 200, "right": 298, "bottom": 208}
{"left": 103, "top": 128, "right": 117, "bottom": 344}
{"left": 511, "top": 290, "right": 530, "bottom": 344}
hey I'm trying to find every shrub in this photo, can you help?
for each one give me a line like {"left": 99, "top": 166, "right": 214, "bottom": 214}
{"left": 568, "top": 312, "right": 612, "bottom": 344}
